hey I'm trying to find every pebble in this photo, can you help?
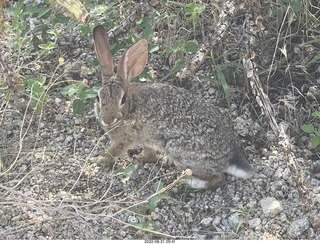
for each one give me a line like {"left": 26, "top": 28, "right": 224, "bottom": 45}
{"left": 260, "top": 197, "right": 283, "bottom": 218}
{"left": 235, "top": 116, "right": 250, "bottom": 136}
{"left": 201, "top": 217, "right": 213, "bottom": 227}
{"left": 55, "top": 114, "right": 65, "bottom": 123}
{"left": 128, "top": 216, "right": 138, "bottom": 223}
{"left": 311, "top": 178, "right": 320, "bottom": 186}
{"left": 228, "top": 214, "right": 244, "bottom": 227}
{"left": 212, "top": 216, "right": 221, "bottom": 226}
{"left": 309, "top": 216, "right": 320, "bottom": 229}
{"left": 248, "top": 218, "right": 261, "bottom": 229}
{"left": 288, "top": 217, "right": 309, "bottom": 238}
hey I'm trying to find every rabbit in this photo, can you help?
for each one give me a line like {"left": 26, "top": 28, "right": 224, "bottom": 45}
{"left": 93, "top": 25, "right": 253, "bottom": 190}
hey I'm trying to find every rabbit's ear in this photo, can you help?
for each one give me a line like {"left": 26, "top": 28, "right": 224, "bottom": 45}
{"left": 93, "top": 25, "right": 115, "bottom": 79}
{"left": 117, "top": 39, "right": 148, "bottom": 88}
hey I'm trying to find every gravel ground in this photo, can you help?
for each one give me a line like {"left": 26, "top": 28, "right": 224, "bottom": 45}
{"left": 1, "top": 87, "right": 319, "bottom": 239}
{"left": 1, "top": 0, "right": 320, "bottom": 240}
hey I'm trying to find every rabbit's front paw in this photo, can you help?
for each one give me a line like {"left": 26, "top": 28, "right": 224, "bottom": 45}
{"left": 97, "top": 154, "right": 115, "bottom": 167}
{"left": 136, "top": 146, "right": 158, "bottom": 163}
{"left": 90, "top": 152, "right": 115, "bottom": 168}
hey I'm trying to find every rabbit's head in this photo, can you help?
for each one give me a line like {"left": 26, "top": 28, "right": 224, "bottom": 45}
{"left": 93, "top": 25, "right": 148, "bottom": 129}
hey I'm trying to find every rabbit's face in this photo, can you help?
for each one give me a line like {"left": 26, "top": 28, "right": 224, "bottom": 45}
{"left": 95, "top": 82, "right": 129, "bottom": 129}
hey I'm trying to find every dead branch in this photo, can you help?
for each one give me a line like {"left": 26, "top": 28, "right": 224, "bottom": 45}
{"left": 239, "top": 11, "right": 313, "bottom": 209}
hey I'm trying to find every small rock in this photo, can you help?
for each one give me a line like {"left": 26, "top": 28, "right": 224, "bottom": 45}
{"left": 309, "top": 216, "right": 320, "bottom": 229}
{"left": 213, "top": 216, "right": 221, "bottom": 226}
{"left": 228, "top": 214, "right": 244, "bottom": 227}
{"left": 307, "top": 228, "right": 315, "bottom": 238}
{"left": 248, "top": 218, "right": 261, "bottom": 229}
{"left": 316, "top": 194, "right": 320, "bottom": 204}
{"left": 55, "top": 97, "right": 62, "bottom": 105}
{"left": 235, "top": 116, "right": 250, "bottom": 136}
{"left": 66, "top": 135, "right": 73, "bottom": 143}
{"left": 208, "top": 87, "right": 216, "bottom": 96}
{"left": 260, "top": 197, "right": 283, "bottom": 217}
{"left": 221, "top": 218, "right": 230, "bottom": 229}
{"left": 288, "top": 217, "right": 309, "bottom": 238}
{"left": 266, "top": 131, "right": 277, "bottom": 142}
{"left": 55, "top": 114, "right": 65, "bottom": 123}
{"left": 252, "top": 122, "right": 261, "bottom": 135}
{"left": 274, "top": 168, "right": 283, "bottom": 179}
{"left": 128, "top": 215, "right": 138, "bottom": 223}
{"left": 201, "top": 217, "right": 213, "bottom": 227}
{"left": 311, "top": 178, "right": 320, "bottom": 186}
{"left": 282, "top": 168, "right": 291, "bottom": 180}
{"left": 193, "top": 234, "right": 206, "bottom": 240}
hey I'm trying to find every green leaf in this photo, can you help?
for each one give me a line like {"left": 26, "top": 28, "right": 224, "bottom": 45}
{"left": 52, "top": 13, "right": 70, "bottom": 24}
{"left": 159, "top": 58, "right": 185, "bottom": 82}
{"left": 141, "top": 25, "right": 153, "bottom": 41}
{"left": 301, "top": 38, "right": 320, "bottom": 46}
{"left": 185, "top": 41, "right": 200, "bottom": 53}
{"left": 311, "top": 136, "right": 320, "bottom": 148}
{"left": 153, "top": 181, "right": 164, "bottom": 192}
{"left": 138, "top": 17, "right": 154, "bottom": 27}
{"left": 121, "top": 176, "right": 131, "bottom": 184}
{"left": 37, "top": 7, "right": 51, "bottom": 19}
{"left": 216, "top": 68, "right": 230, "bottom": 109}
{"left": 149, "top": 194, "right": 170, "bottom": 212}
{"left": 78, "top": 87, "right": 97, "bottom": 100}
{"left": 301, "top": 124, "right": 315, "bottom": 133}
{"left": 306, "top": 53, "right": 320, "bottom": 67}
{"left": 34, "top": 24, "right": 50, "bottom": 37}
{"left": 60, "top": 84, "right": 79, "bottom": 96}
{"left": 148, "top": 44, "right": 159, "bottom": 53}
{"left": 38, "top": 42, "right": 57, "bottom": 50}
{"left": 149, "top": 195, "right": 161, "bottom": 212}
{"left": 140, "top": 68, "right": 153, "bottom": 82}
{"left": 124, "top": 165, "right": 136, "bottom": 175}
{"left": 72, "top": 99, "right": 86, "bottom": 115}
{"left": 22, "top": 6, "right": 40, "bottom": 17}
{"left": 312, "top": 111, "right": 320, "bottom": 117}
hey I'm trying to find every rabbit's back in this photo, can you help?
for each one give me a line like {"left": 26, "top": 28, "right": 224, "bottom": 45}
{"left": 128, "top": 82, "right": 241, "bottom": 176}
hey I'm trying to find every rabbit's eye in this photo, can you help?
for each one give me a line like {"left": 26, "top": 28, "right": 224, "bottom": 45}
{"left": 120, "top": 93, "right": 126, "bottom": 105}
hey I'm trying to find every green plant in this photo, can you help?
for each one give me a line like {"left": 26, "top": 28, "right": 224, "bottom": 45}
{"left": 148, "top": 181, "right": 170, "bottom": 212}
{"left": 124, "top": 180, "right": 170, "bottom": 235}
{"left": 107, "top": 165, "right": 136, "bottom": 184}
{"left": 273, "top": 0, "right": 318, "bottom": 29}
{"left": 158, "top": 40, "right": 200, "bottom": 82}
{"left": 0, "top": 153, "right": 9, "bottom": 183}
{"left": 199, "top": 50, "right": 243, "bottom": 109}
{"left": 228, "top": 203, "right": 261, "bottom": 239}
{"left": 301, "top": 111, "right": 320, "bottom": 148}
{"left": 25, "top": 76, "right": 50, "bottom": 113}
{"left": 184, "top": 1, "right": 206, "bottom": 37}
{"left": 301, "top": 29, "right": 320, "bottom": 67}
{"left": 60, "top": 80, "right": 99, "bottom": 115}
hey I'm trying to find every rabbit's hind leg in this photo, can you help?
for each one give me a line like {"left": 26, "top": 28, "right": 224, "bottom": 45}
{"left": 187, "top": 174, "right": 225, "bottom": 190}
